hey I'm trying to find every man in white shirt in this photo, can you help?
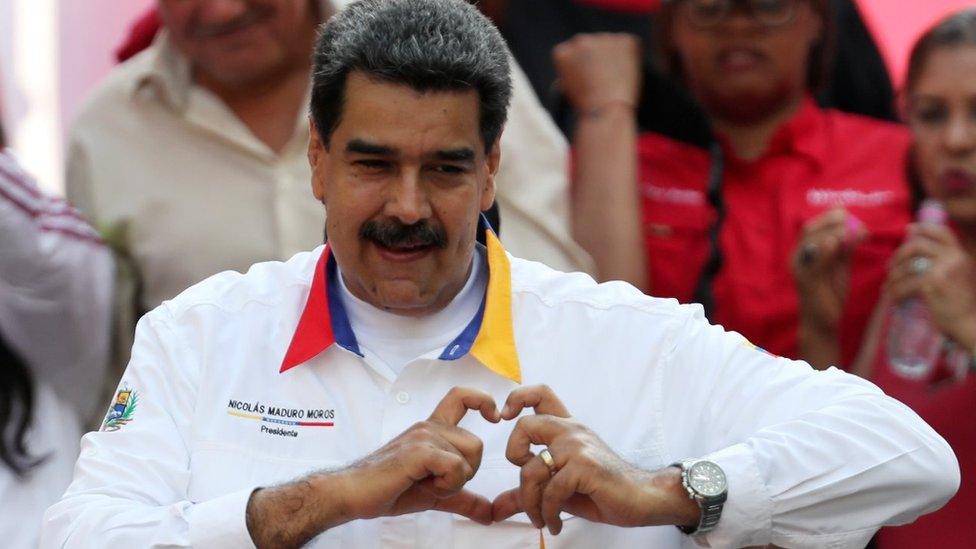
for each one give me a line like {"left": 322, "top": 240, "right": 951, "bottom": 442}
{"left": 44, "top": 1, "right": 959, "bottom": 547}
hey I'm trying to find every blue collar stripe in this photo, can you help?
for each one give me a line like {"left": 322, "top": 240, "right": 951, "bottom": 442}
{"left": 326, "top": 253, "right": 364, "bottom": 357}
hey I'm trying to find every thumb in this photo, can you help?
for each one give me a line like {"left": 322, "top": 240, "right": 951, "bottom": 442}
{"left": 490, "top": 487, "right": 523, "bottom": 523}
{"left": 433, "top": 489, "right": 493, "bottom": 525}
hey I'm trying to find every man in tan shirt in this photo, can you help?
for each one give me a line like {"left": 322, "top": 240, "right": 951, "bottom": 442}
{"left": 68, "top": 0, "right": 590, "bottom": 321}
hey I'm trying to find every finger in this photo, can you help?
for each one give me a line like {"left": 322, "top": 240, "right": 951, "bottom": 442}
{"left": 428, "top": 386, "right": 500, "bottom": 426}
{"left": 501, "top": 384, "right": 570, "bottom": 420}
{"left": 800, "top": 207, "right": 847, "bottom": 235}
{"left": 519, "top": 456, "right": 553, "bottom": 529}
{"left": 491, "top": 488, "right": 522, "bottom": 522}
{"left": 795, "top": 231, "right": 844, "bottom": 272}
{"left": 423, "top": 448, "right": 475, "bottom": 496}
{"left": 887, "top": 273, "right": 924, "bottom": 303}
{"left": 908, "top": 222, "right": 957, "bottom": 245}
{"left": 541, "top": 468, "right": 580, "bottom": 535}
{"left": 433, "top": 489, "right": 493, "bottom": 525}
{"left": 506, "top": 415, "right": 570, "bottom": 466}
{"left": 894, "top": 238, "right": 943, "bottom": 265}
{"left": 432, "top": 424, "right": 485, "bottom": 475}
{"left": 794, "top": 222, "right": 848, "bottom": 271}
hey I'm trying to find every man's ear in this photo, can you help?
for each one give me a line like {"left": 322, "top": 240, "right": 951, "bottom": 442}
{"left": 308, "top": 116, "right": 329, "bottom": 202}
{"left": 481, "top": 139, "right": 501, "bottom": 211}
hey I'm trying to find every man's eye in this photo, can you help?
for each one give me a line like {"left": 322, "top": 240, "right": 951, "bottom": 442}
{"left": 433, "top": 164, "right": 466, "bottom": 175}
{"left": 354, "top": 159, "right": 389, "bottom": 170}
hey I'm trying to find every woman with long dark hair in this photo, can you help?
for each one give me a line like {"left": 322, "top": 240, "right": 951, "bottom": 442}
{"left": 0, "top": 127, "right": 113, "bottom": 547}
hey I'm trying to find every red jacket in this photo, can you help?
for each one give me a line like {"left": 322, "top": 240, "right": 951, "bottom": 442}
{"left": 871, "top": 312, "right": 973, "bottom": 547}
{"left": 638, "top": 98, "right": 912, "bottom": 364}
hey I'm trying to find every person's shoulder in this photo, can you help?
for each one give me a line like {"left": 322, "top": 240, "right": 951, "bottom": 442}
{"left": 509, "top": 255, "right": 691, "bottom": 321}
{"left": 822, "top": 108, "right": 911, "bottom": 146}
{"left": 158, "top": 247, "right": 322, "bottom": 322}
{"left": 71, "top": 47, "right": 161, "bottom": 132}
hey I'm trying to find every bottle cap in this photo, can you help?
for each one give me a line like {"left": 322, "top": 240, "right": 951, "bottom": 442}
{"left": 918, "top": 199, "right": 948, "bottom": 225}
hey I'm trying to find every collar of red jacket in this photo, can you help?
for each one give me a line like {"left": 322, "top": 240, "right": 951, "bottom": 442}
{"left": 719, "top": 96, "right": 828, "bottom": 167}
{"left": 279, "top": 215, "right": 521, "bottom": 383}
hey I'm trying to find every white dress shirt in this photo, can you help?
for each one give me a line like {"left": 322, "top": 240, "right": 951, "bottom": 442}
{"left": 0, "top": 150, "right": 112, "bottom": 548}
{"left": 41, "top": 224, "right": 958, "bottom": 548}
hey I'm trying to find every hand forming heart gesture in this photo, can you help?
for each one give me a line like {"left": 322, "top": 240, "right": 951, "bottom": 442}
{"left": 490, "top": 385, "right": 700, "bottom": 535}
{"left": 246, "top": 385, "right": 699, "bottom": 548}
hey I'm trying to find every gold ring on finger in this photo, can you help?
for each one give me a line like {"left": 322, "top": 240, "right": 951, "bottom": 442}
{"left": 538, "top": 448, "right": 557, "bottom": 475}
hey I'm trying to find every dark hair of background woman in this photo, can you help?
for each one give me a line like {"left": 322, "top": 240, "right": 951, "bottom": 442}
{"left": 0, "top": 118, "right": 42, "bottom": 477}
{"left": 0, "top": 329, "right": 43, "bottom": 477}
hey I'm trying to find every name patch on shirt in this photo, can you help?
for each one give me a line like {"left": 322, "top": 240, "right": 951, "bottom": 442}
{"left": 806, "top": 188, "right": 895, "bottom": 208}
{"left": 226, "top": 399, "right": 335, "bottom": 437}
{"left": 643, "top": 184, "right": 705, "bottom": 206}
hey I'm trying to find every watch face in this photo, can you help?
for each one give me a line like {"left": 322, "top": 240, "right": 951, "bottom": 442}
{"left": 688, "top": 461, "right": 727, "bottom": 497}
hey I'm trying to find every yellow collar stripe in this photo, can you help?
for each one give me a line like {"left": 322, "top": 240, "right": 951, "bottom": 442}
{"left": 470, "top": 230, "right": 521, "bottom": 384}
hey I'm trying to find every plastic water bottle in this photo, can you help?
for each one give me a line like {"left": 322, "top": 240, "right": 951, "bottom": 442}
{"left": 887, "top": 200, "right": 949, "bottom": 379}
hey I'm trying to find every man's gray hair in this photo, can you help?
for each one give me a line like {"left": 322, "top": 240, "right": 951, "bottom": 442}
{"left": 310, "top": 0, "right": 512, "bottom": 152}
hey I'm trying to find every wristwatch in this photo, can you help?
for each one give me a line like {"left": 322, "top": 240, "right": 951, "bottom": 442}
{"left": 671, "top": 459, "right": 728, "bottom": 535}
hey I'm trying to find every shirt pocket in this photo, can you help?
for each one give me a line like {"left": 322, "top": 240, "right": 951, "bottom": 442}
{"left": 643, "top": 204, "right": 712, "bottom": 301}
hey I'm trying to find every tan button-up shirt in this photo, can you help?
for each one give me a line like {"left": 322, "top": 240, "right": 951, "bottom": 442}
{"left": 67, "top": 33, "right": 591, "bottom": 312}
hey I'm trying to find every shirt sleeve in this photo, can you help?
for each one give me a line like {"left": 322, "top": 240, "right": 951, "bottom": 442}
{"left": 658, "top": 305, "right": 960, "bottom": 548}
{"left": 0, "top": 151, "right": 113, "bottom": 421}
{"left": 40, "top": 308, "right": 257, "bottom": 549}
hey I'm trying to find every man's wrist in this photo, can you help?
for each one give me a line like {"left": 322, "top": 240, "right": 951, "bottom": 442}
{"left": 245, "top": 470, "right": 354, "bottom": 548}
{"left": 637, "top": 466, "right": 701, "bottom": 529}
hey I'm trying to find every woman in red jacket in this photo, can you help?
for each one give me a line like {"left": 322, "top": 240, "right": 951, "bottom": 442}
{"left": 822, "top": 9, "right": 976, "bottom": 547}
{"left": 561, "top": 0, "right": 911, "bottom": 366}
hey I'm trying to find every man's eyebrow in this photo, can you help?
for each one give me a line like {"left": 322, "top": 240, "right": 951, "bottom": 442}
{"left": 346, "top": 139, "right": 396, "bottom": 155}
{"left": 434, "top": 148, "right": 475, "bottom": 162}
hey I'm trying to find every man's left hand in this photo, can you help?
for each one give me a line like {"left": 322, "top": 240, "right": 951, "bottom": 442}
{"left": 491, "top": 385, "right": 699, "bottom": 535}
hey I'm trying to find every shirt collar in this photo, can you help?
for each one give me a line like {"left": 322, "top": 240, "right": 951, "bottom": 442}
{"left": 720, "top": 95, "right": 827, "bottom": 167}
{"left": 128, "top": 31, "right": 193, "bottom": 112}
{"left": 279, "top": 215, "right": 521, "bottom": 383}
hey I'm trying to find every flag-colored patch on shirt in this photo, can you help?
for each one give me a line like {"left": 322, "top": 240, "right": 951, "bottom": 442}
{"left": 741, "top": 339, "right": 778, "bottom": 358}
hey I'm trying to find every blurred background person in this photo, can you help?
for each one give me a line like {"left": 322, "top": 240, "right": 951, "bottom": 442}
{"left": 562, "top": 0, "right": 912, "bottom": 366}
{"left": 500, "top": 0, "right": 895, "bottom": 138}
{"left": 67, "top": 0, "right": 328, "bottom": 382}
{"left": 800, "top": 9, "right": 976, "bottom": 546}
{"left": 0, "top": 122, "right": 113, "bottom": 547}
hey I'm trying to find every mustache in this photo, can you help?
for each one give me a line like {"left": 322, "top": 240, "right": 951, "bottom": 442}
{"left": 359, "top": 220, "right": 448, "bottom": 249}
{"left": 189, "top": 7, "right": 274, "bottom": 39}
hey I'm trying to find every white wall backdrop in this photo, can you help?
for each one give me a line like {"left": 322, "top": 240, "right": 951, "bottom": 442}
{"left": 0, "top": 0, "right": 154, "bottom": 194}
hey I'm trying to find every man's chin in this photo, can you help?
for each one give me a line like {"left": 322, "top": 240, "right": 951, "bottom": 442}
{"left": 370, "top": 281, "right": 439, "bottom": 317}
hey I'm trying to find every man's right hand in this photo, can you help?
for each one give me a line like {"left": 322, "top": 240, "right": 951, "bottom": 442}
{"left": 246, "top": 387, "right": 500, "bottom": 548}
{"left": 340, "top": 387, "right": 500, "bottom": 523}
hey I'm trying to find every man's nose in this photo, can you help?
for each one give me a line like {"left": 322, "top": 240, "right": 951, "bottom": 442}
{"left": 384, "top": 172, "right": 432, "bottom": 226}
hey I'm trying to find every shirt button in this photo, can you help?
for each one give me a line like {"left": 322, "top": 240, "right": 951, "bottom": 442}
{"left": 395, "top": 391, "right": 410, "bottom": 404}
